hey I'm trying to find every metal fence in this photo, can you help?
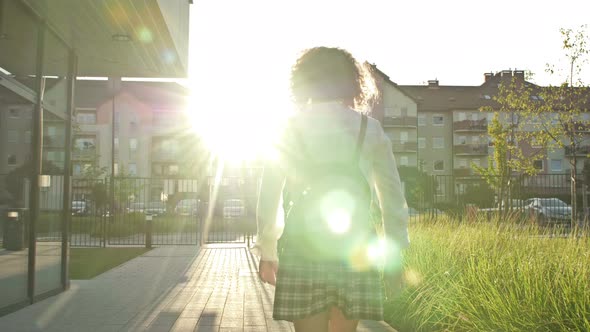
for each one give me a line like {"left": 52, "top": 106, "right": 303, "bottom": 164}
{"left": 407, "top": 173, "right": 589, "bottom": 225}
{"left": 2, "top": 170, "right": 586, "bottom": 248}
{"left": 1, "top": 171, "right": 261, "bottom": 248}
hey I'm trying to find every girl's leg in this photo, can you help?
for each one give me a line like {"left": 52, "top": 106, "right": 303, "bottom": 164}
{"left": 293, "top": 311, "right": 330, "bottom": 332}
{"left": 329, "top": 306, "right": 359, "bottom": 332}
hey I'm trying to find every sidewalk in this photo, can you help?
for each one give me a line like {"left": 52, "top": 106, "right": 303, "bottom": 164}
{"left": 0, "top": 245, "right": 396, "bottom": 332}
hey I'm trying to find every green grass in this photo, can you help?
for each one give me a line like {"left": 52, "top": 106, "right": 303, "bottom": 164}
{"left": 69, "top": 247, "right": 151, "bottom": 280}
{"left": 386, "top": 215, "right": 590, "bottom": 332}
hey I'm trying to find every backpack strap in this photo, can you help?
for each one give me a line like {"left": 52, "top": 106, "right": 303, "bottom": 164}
{"left": 353, "top": 114, "right": 368, "bottom": 163}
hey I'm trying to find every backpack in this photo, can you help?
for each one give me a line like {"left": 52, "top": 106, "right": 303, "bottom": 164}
{"left": 281, "top": 114, "right": 375, "bottom": 263}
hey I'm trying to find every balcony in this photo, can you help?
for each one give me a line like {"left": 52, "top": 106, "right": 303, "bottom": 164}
{"left": 565, "top": 145, "right": 590, "bottom": 156}
{"left": 390, "top": 140, "right": 418, "bottom": 153}
{"left": 43, "top": 135, "right": 65, "bottom": 148}
{"left": 565, "top": 121, "right": 590, "bottom": 134}
{"left": 453, "top": 168, "right": 477, "bottom": 177}
{"left": 72, "top": 148, "right": 96, "bottom": 160}
{"left": 454, "top": 144, "right": 489, "bottom": 155}
{"left": 151, "top": 150, "right": 178, "bottom": 162}
{"left": 454, "top": 119, "right": 487, "bottom": 132}
{"left": 382, "top": 116, "right": 417, "bottom": 127}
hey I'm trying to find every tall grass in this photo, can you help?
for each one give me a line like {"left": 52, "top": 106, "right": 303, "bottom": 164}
{"left": 386, "top": 215, "right": 590, "bottom": 332}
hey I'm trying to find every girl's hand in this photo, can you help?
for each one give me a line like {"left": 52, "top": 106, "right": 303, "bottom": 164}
{"left": 258, "top": 260, "right": 278, "bottom": 286}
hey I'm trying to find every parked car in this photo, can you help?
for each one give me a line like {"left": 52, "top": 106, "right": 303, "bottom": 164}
{"left": 223, "top": 199, "right": 247, "bottom": 219}
{"left": 524, "top": 198, "right": 572, "bottom": 225}
{"left": 127, "top": 202, "right": 145, "bottom": 214}
{"left": 71, "top": 200, "right": 88, "bottom": 215}
{"left": 145, "top": 201, "right": 166, "bottom": 216}
{"left": 175, "top": 199, "right": 199, "bottom": 216}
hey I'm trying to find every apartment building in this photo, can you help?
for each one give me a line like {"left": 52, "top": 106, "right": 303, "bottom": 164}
{"left": 396, "top": 70, "right": 590, "bottom": 199}
{"left": 372, "top": 67, "right": 419, "bottom": 168}
{"left": 72, "top": 79, "right": 208, "bottom": 201}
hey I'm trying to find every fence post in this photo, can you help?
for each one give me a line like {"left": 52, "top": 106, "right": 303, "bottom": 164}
{"left": 145, "top": 214, "right": 153, "bottom": 249}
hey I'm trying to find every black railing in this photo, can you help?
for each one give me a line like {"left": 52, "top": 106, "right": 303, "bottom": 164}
{"left": 454, "top": 144, "right": 488, "bottom": 155}
{"left": 383, "top": 116, "right": 418, "bottom": 127}
{"left": 454, "top": 119, "right": 487, "bottom": 131}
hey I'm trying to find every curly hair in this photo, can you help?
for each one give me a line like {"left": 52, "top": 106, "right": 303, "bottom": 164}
{"left": 290, "top": 47, "right": 377, "bottom": 111}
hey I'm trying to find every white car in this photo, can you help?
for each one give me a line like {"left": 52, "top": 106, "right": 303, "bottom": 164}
{"left": 223, "top": 199, "right": 247, "bottom": 219}
{"left": 175, "top": 199, "right": 199, "bottom": 216}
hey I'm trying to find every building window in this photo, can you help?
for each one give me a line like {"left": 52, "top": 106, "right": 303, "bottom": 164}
{"left": 533, "top": 160, "right": 544, "bottom": 171}
{"left": 74, "top": 137, "right": 95, "bottom": 150}
{"left": 550, "top": 159, "right": 562, "bottom": 172}
{"left": 169, "top": 164, "right": 179, "bottom": 175}
{"left": 7, "top": 130, "right": 18, "bottom": 143}
{"left": 47, "top": 126, "right": 57, "bottom": 136}
{"left": 9, "top": 109, "right": 19, "bottom": 118}
{"left": 471, "top": 113, "right": 479, "bottom": 121}
{"left": 128, "top": 163, "right": 137, "bottom": 176}
{"left": 114, "top": 163, "right": 119, "bottom": 176}
{"left": 418, "top": 114, "right": 426, "bottom": 126}
{"left": 114, "top": 137, "right": 119, "bottom": 150}
{"left": 400, "top": 131, "right": 408, "bottom": 143}
{"left": 129, "top": 112, "right": 138, "bottom": 126}
{"left": 458, "top": 112, "right": 466, "bottom": 121}
{"left": 129, "top": 138, "right": 138, "bottom": 151}
{"left": 472, "top": 159, "right": 481, "bottom": 167}
{"left": 457, "top": 136, "right": 466, "bottom": 145}
{"left": 433, "top": 137, "right": 444, "bottom": 149}
{"left": 7, "top": 154, "right": 17, "bottom": 166}
{"left": 433, "top": 114, "right": 444, "bottom": 125}
{"left": 400, "top": 156, "right": 409, "bottom": 166}
{"left": 76, "top": 111, "right": 96, "bottom": 125}
{"left": 418, "top": 137, "right": 426, "bottom": 149}
{"left": 458, "top": 158, "right": 467, "bottom": 168}
{"left": 152, "top": 164, "right": 162, "bottom": 176}
{"left": 73, "top": 164, "right": 82, "bottom": 176}
{"left": 434, "top": 160, "right": 444, "bottom": 171}
{"left": 400, "top": 107, "right": 408, "bottom": 116}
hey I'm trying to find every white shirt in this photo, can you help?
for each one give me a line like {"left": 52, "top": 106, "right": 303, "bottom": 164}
{"left": 252, "top": 102, "right": 410, "bottom": 262}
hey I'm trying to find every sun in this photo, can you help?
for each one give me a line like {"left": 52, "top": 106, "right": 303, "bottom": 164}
{"left": 184, "top": 76, "right": 293, "bottom": 164}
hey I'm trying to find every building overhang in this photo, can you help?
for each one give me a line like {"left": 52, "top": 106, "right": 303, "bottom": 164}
{"left": 0, "top": 0, "right": 191, "bottom": 78}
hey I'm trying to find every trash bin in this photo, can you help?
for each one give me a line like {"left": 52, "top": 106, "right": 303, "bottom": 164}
{"left": 3, "top": 209, "right": 26, "bottom": 250}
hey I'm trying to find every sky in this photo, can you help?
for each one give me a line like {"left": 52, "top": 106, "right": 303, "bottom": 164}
{"left": 188, "top": 0, "right": 590, "bottom": 88}
{"left": 185, "top": 0, "right": 589, "bottom": 161}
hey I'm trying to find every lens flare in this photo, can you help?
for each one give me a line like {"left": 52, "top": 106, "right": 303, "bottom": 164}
{"left": 326, "top": 209, "right": 351, "bottom": 234}
{"left": 137, "top": 27, "right": 153, "bottom": 43}
{"left": 366, "top": 237, "right": 402, "bottom": 270}
{"left": 320, "top": 189, "right": 355, "bottom": 234}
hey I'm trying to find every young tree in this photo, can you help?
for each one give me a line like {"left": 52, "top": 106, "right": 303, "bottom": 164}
{"left": 476, "top": 77, "right": 544, "bottom": 216}
{"left": 522, "top": 25, "right": 590, "bottom": 226}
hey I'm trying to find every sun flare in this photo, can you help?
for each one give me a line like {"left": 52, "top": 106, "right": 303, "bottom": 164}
{"left": 185, "top": 65, "right": 294, "bottom": 164}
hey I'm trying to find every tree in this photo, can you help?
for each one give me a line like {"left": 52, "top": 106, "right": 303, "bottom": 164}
{"left": 476, "top": 77, "right": 544, "bottom": 216}
{"left": 522, "top": 25, "right": 590, "bottom": 226}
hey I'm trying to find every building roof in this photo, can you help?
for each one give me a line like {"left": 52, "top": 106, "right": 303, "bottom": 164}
{"left": 397, "top": 70, "right": 540, "bottom": 112}
{"left": 75, "top": 80, "right": 189, "bottom": 110}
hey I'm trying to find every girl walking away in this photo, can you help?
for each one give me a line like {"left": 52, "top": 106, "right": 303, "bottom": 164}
{"left": 253, "top": 46, "right": 410, "bottom": 332}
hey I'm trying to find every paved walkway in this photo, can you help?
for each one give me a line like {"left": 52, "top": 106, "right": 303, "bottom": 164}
{"left": 0, "top": 245, "right": 396, "bottom": 332}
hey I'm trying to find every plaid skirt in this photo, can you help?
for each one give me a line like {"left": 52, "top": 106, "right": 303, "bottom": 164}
{"left": 273, "top": 246, "right": 384, "bottom": 322}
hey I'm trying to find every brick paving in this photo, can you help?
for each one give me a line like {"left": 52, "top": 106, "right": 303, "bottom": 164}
{"left": 0, "top": 245, "right": 395, "bottom": 331}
